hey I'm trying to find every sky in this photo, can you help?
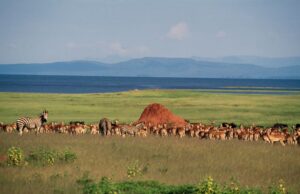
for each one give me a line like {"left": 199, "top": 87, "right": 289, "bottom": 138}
{"left": 0, "top": 0, "right": 299, "bottom": 64}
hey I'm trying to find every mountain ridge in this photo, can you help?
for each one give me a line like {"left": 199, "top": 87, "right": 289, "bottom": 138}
{"left": 0, "top": 57, "right": 299, "bottom": 79}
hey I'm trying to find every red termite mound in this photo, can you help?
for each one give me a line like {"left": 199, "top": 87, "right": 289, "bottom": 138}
{"left": 136, "top": 103, "right": 187, "bottom": 127}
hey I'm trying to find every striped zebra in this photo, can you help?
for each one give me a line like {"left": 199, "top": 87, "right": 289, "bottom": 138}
{"left": 16, "top": 110, "right": 48, "bottom": 135}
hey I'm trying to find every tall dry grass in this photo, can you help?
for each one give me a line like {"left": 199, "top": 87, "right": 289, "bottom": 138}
{"left": 0, "top": 133, "right": 299, "bottom": 193}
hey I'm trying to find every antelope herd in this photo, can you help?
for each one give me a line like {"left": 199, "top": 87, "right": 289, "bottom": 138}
{"left": 0, "top": 118, "right": 300, "bottom": 146}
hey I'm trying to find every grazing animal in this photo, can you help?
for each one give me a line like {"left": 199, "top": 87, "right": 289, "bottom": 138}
{"left": 273, "top": 123, "right": 288, "bottom": 130}
{"left": 160, "top": 128, "right": 168, "bottom": 137}
{"left": 294, "top": 124, "right": 300, "bottom": 131}
{"left": 3, "top": 123, "right": 15, "bottom": 133}
{"left": 90, "top": 124, "right": 99, "bottom": 135}
{"left": 70, "top": 121, "right": 85, "bottom": 125}
{"left": 16, "top": 110, "right": 48, "bottom": 135}
{"left": 222, "top": 122, "right": 237, "bottom": 129}
{"left": 177, "top": 127, "right": 185, "bottom": 138}
{"left": 266, "top": 128, "right": 286, "bottom": 146}
{"left": 99, "top": 118, "right": 112, "bottom": 136}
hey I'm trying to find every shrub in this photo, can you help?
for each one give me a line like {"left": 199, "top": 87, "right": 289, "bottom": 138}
{"left": 27, "top": 147, "right": 77, "bottom": 166}
{"left": 27, "top": 147, "right": 57, "bottom": 166}
{"left": 269, "top": 179, "right": 288, "bottom": 194}
{"left": 197, "top": 176, "right": 221, "bottom": 194}
{"left": 7, "top": 146, "right": 25, "bottom": 166}
{"left": 77, "top": 173, "right": 119, "bottom": 194}
{"left": 127, "top": 160, "right": 143, "bottom": 178}
{"left": 3, "top": 147, "right": 77, "bottom": 167}
{"left": 77, "top": 175, "right": 295, "bottom": 194}
{"left": 77, "top": 174, "right": 197, "bottom": 194}
{"left": 59, "top": 150, "right": 77, "bottom": 163}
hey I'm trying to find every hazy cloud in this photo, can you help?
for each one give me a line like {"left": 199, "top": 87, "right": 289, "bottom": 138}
{"left": 109, "top": 42, "right": 128, "bottom": 55}
{"left": 167, "top": 22, "right": 189, "bottom": 40}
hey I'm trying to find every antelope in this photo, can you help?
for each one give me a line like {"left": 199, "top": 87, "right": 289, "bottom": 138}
{"left": 266, "top": 128, "right": 286, "bottom": 146}
{"left": 177, "top": 127, "right": 185, "bottom": 138}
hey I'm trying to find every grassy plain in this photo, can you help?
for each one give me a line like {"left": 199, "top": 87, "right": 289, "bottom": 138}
{"left": 0, "top": 89, "right": 300, "bottom": 126}
{"left": 0, "top": 90, "right": 300, "bottom": 193}
{"left": 0, "top": 134, "right": 300, "bottom": 193}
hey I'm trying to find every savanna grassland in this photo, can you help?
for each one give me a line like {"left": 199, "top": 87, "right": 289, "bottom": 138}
{"left": 1, "top": 134, "right": 300, "bottom": 193}
{"left": 0, "top": 90, "right": 300, "bottom": 193}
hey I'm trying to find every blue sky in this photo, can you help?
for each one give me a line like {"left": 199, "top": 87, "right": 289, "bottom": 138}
{"left": 0, "top": 0, "right": 299, "bottom": 63}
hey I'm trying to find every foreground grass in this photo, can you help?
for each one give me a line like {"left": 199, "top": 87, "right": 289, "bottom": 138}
{"left": 0, "top": 90, "right": 300, "bottom": 126}
{"left": 0, "top": 133, "right": 299, "bottom": 193}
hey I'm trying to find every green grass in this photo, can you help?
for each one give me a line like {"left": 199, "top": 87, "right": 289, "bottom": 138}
{"left": 0, "top": 134, "right": 299, "bottom": 193}
{"left": 0, "top": 90, "right": 300, "bottom": 193}
{"left": 0, "top": 89, "right": 300, "bottom": 127}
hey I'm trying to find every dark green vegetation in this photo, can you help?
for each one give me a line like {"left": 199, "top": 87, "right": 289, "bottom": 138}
{"left": 0, "top": 134, "right": 299, "bottom": 193}
{"left": 77, "top": 175, "right": 286, "bottom": 194}
{"left": 1, "top": 90, "right": 300, "bottom": 126}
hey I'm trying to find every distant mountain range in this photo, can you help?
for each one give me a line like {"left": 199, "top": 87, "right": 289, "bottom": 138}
{"left": 192, "top": 56, "right": 300, "bottom": 68}
{"left": 0, "top": 57, "right": 300, "bottom": 79}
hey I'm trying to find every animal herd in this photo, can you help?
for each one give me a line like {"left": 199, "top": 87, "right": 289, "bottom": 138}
{"left": 0, "top": 111, "right": 300, "bottom": 146}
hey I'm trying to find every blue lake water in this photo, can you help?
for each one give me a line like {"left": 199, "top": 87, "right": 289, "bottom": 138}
{"left": 0, "top": 74, "right": 300, "bottom": 94}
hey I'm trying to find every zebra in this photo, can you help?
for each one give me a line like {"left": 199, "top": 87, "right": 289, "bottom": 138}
{"left": 16, "top": 110, "right": 48, "bottom": 135}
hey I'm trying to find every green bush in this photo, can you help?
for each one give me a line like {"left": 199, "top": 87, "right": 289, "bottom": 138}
{"left": 77, "top": 175, "right": 293, "bottom": 194}
{"left": 77, "top": 173, "right": 119, "bottom": 194}
{"left": 59, "top": 150, "right": 77, "bottom": 163}
{"left": 4, "top": 147, "right": 77, "bottom": 167}
{"left": 127, "top": 160, "right": 143, "bottom": 178}
{"left": 197, "top": 176, "right": 220, "bottom": 194}
{"left": 7, "top": 146, "right": 25, "bottom": 166}
{"left": 27, "top": 147, "right": 57, "bottom": 166}
{"left": 26, "top": 147, "right": 77, "bottom": 166}
{"left": 269, "top": 180, "right": 288, "bottom": 194}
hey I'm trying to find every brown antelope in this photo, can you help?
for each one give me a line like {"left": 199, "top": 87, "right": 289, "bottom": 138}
{"left": 112, "top": 125, "right": 122, "bottom": 136}
{"left": 3, "top": 123, "right": 15, "bottom": 133}
{"left": 160, "top": 128, "right": 168, "bottom": 137}
{"left": 137, "top": 128, "right": 148, "bottom": 137}
{"left": 158, "top": 124, "right": 168, "bottom": 137}
{"left": 225, "top": 128, "right": 234, "bottom": 140}
{"left": 167, "top": 126, "right": 177, "bottom": 136}
{"left": 177, "top": 127, "right": 185, "bottom": 138}
{"left": 90, "top": 124, "right": 99, "bottom": 135}
{"left": 285, "top": 132, "right": 298, "bottom": 145}
{"left": 150, "top": 125, "right": 159, "bottom": 136}
{"left": 266, "top": 128, "right": 286, "bottom": 146}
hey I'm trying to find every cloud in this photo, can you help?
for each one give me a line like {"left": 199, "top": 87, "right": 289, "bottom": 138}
{"left": 216, "top": 30, "right": 226, "bottom": 38}
{"left": 167, "top": 22, "right": 189, "bottom": 40}
{"left": 109, "top": 42, "right": 128, "bottom": 55}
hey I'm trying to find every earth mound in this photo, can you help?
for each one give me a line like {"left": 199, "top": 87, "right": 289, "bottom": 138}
{"left": 136, "top": 103, "right": 187, "bottom": 127}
